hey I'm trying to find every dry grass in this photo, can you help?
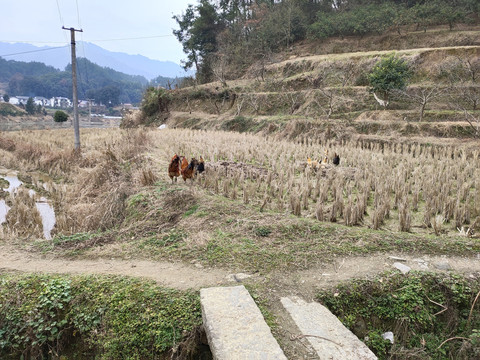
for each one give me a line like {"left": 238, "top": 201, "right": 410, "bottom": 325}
{"left": 150, "top": 128, "right": 480, "bottom": 238}
{"left": 0, "top": 128, "right": 153, "bottom": 239}
{"left": 1, "top": 126, "right": 478, "bottom": 243}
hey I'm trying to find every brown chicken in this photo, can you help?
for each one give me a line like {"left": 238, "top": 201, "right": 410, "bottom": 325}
{"left": 168, "top": 154, "right": 181, "bottom": 182}
{"left": 180, "top": 156, "right": 188, "bottom": 172}
{"left": 181, "top": 158, "right": 199, "bottom": 182}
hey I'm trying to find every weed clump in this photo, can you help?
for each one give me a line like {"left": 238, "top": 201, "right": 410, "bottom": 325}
{"left": 0, "top": 273, "right": 203, "bottom": 359}
{"left": 317, "top": 272, "right": 480, "bottom": 359}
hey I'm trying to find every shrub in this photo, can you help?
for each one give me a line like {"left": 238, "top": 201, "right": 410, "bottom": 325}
{"left": 368, "top": 54, "right": 411, "bottom": 103}
{"left": 317, "top": 272, "right": 480, "bottom": 359}
{"left": 0, "top": 274, "right": 202, "bottom": 359}
{"left": 54, "top": 110, "right": 69, "bottom": 123}
{"left": 141, "top": 87, "right": 171, "bottom": 117}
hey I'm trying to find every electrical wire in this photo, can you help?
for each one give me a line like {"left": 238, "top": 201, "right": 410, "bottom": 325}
{"left": 75, "top": 0, "right": 82, "bottom": 29}
{"left": 86, "top": 34, "right": 173, "bottom": 42}
{"left": 55, "top": 0, "right": 69, "bottom": 43}
{"left": 73, "top": 0, "right": 88, "bottom": 98}
{"left": 0, "top": 46, "right": 69, "bottom": 58}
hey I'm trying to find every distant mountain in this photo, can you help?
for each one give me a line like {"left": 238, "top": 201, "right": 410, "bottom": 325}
{"left": 0, "top": 42, "right": 191, "bottom": 80}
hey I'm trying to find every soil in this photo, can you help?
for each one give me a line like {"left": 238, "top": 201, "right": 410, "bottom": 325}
{"left": 2, "top": 243, "right": 479, "bottom": 291}
{"left": 2, "top": 244, "right": 479, "bottom": 359}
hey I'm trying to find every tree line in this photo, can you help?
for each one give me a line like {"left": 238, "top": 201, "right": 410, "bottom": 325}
{"left": 0, "top": 57, "right": 179, "bottom": 106}
{"left": 173, "top": 0, "right": 479, "bottom": 84}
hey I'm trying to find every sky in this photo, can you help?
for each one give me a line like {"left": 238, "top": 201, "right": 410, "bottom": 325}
{"left": 0, "top": 0, "right": 197, "bottom": 65}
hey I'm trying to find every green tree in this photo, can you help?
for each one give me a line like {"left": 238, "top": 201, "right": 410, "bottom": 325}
{"left": 2, "top": 94, "right": 9, "bottom": 102}
{"left": 173, "top": 0, "right": 222, "bottom": 83}
{"left": 54, "top": 110, "right": 68, "bottom": 122}
{"left": 25, "top": 97, "right": 35, "bottom": 114}
{"left": 368, "top": 54, "right": 411, "bottom": 105}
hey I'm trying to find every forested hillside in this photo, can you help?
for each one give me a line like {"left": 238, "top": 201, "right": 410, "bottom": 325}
{"left": 173, "top": 0, "right": 479, "bottom": 83}
{"left": 0, "top": 57, "right": 179, "bottom": 105}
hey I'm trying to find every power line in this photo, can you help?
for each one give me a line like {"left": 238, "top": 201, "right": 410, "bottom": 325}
{"left": 55, "top": 0, "right": 64, "bottom": 26}
{"left": 86, "top": 34, "right": 173, "bottom": 42}
{"left": 0, "top": 46, "right": 69, "bottom": 58}
{"left": 0, "top": 40, "right": 67, "bottom": 44}
{"left": 0, "top": 34, "right": 174, "bottom": 45}
{"left": 55, "top": 0, "right": 69, "bottom": 43}
{"left": 75, "top": 0, "right": 82, "bottom": 29}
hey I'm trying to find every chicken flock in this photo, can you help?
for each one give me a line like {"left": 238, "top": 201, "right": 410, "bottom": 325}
{"left": 168, "top": 154, "right": 205, "bottom": 183}
{"left": 168, "top": 150, "right": 339, "bottom": 183}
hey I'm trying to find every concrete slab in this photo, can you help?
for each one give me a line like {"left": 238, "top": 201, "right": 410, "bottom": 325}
{"left": 281, "top": 296, "right": 377, "bottom": 360}
{"left": 201, "top": 285, "right": 287, "bottom": 360}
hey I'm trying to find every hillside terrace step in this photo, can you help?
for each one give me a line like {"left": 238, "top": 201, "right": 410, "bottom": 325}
{"left": 281, "top": 296, "right": 377, "bottom": 360}
{"left": 200, "top": 285, "right": 287, "bottom": 360}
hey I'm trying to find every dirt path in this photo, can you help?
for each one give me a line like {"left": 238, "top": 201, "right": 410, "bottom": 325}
{"left": 0, "top": 245, "right": 228, "bottom": 290}
{"left": 1, "top": 245, "right": 479, "bottom": 294}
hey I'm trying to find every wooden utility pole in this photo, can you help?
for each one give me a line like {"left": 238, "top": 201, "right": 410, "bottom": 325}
{"left": 63, "top": 26, "right": 83, "bottom": 150}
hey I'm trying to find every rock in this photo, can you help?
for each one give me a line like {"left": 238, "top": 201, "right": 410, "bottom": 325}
{"left": 158, "top": 124, "right": 167, "bottom": 129}
{"left": 225, "top": 273, "right": 252, "bottom": 282}
{"left": 195, "top": 263, "right": 204, "bottom": 269}
{"left": 388, "top": 256, "right": 407, "bottom": 262}
{"left": 434, "top": 262, "right": 452, "bottom": 271}
{"left": 393, "top": 262, "right": 411, "bottom": 274}
{"left": 413, "top": 258, "right": 429, "bottom": 270}
{"left": 281, "top": 296, "right": 377, "bottom": 359}
{"left": 201, "top": 286, "right": 287, "bottom": 360}
{"left": 382, "top": 332, "right": 394, "bottom": 344}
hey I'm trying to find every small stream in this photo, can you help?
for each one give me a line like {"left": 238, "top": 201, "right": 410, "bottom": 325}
{"left": 0, "top": 171, "right": 56, "bottom": 240}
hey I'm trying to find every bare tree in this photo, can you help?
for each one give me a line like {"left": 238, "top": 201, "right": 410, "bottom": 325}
{"left": 282, "top": 86, "right": 303, "bottom": 114}
{"left": 305, "top": 67, "right": 345, "bottom": 118}
{"left": 211, "top": 53, "right": 229, "bottom": 88}
{"left": 246, "top": 93, "right": 261, "bottom": 114}
{"left": 461, "top": 109, "right": 480, "bottom": 138}
{"left": 394, "top": 85, "right": 447, "bottom": 121}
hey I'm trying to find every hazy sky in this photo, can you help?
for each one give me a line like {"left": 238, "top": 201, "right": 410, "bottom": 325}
{"left": 0, "top": 0, "right": 197, "bottom": 64}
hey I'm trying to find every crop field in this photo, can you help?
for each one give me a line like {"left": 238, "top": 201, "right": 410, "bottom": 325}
{"left": 155, "top": 128, "right": 480, "bottom": 238}
{"left": 0, "top": 127, "right": 478, "bottom": 247}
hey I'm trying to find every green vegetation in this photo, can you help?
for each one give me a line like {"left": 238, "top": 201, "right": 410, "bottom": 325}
{"left": 25, "top": 97, "right": 35, "bottom": 115}
{"left": 368, "top": 53, "right": 411, "bottom": 103}
{"left": 0, "top": 273, "right": 201, "bottom": 359}
{"left": 172, "top": 0, "right": 479, "bottom": 84}
{"left": 53, "top": 110, "right": 68, "bottom": 123}
{"left": 141, "top": 87, "right": 172, "bottom": 117}
{"left": 0, "top": 57, "right": 181, "bottom": 106}
{"left": 317, "top": 271, "right": 480, "bottom": 359}
{"left": 0, "top": 102, "right": 24, "bottom": 116}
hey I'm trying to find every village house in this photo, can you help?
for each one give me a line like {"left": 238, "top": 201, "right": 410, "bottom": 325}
{"left": 34, "top": 97, "right": 50, "bottom": 107}
{"left": 49, "top": 97, "right": 72, "bottom": 108}
{"left": 9, "top": 96, "right": 30, "bottom": 106}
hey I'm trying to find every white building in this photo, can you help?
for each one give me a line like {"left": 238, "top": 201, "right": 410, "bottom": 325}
{"left": 8, "top": 96, "right": 20, "bottom": 105}
{"left": 49, "top": 97, "right": 72, "bottom": 108}
{"left": 34, "top": 97, "right": 50, "bottom": 107}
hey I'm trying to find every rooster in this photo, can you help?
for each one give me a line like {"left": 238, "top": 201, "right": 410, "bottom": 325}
{"left": 196, "top": 156, "right": 205, "bottom": 174}
{"left": 322, "top": 149, "right": 329, "bottom": 164}
{"left": 168, "top": 154, "right": 181, "bottom": 183}
{"left": 180, "top": 156, "right": 189, "bottom": 172}
{"left": 182, "top": 158, "right": 199, "bottom": 182}
{"left": 332, "top": 153, "right": 340, "bottom": 166}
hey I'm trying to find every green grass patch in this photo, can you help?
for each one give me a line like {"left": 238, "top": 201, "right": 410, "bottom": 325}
{"left": 317, "top": 271, "right": 480, "bottom": 359}
{"left": 0, "top": 273, "right": 202, "bottom": 360}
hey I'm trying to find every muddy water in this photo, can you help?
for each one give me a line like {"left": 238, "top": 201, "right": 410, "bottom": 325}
{"left": 3, "top": 174, "right": 22, "bottom": 193}
{"left": 36, "top": 199, "right": 56, "bottom": 240}
{"left": 0, "top": 200, "right": 10, "bottom": 224}
{"left": 0, "top": 172, "right": 56, "bottom": 239}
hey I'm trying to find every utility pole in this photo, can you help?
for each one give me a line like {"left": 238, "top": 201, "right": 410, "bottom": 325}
{"left": 87, "top": 98, "right": 94, "bottom": 124}
{"left": 63, "top": 26, "right": 83, "bottom": 150}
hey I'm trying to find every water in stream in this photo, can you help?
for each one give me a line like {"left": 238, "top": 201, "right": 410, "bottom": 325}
{"left": 0, "top": 171, "right": 56, "bottom": 240}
